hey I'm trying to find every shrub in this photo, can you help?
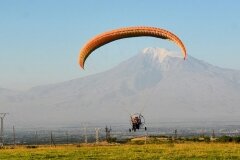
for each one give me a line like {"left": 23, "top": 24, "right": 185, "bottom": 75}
{"left": 26, "top": 145, "right": 38, "bottom": 149}
{"left": 218, "top": 136, "right": 233, "bottom": 142}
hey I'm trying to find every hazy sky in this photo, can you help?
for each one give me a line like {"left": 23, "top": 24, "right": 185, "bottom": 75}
{"left": 1, "top": 0, "right": 240, "bottom": 90}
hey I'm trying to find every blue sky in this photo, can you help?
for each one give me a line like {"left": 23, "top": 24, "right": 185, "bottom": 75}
{"left": 0, "top": 0, "right": 240, "bottom": 90}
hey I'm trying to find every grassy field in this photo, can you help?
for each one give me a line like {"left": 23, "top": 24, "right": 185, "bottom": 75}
{"left": 0, "top": 142, "right": 240, "bottom": 160}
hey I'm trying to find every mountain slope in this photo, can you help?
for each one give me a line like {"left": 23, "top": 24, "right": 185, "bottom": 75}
{"left": 1, "top": 48, "right": 240, "bottom": 125}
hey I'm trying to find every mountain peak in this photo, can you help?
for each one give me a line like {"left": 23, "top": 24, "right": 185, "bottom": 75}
{"left": 142, "top": 47, "right": 182, "bottom": 63}
{"left": 1, "top": 48, "right": 240, "bottom": 125}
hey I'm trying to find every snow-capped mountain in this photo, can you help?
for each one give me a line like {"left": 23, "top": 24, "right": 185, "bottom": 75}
{"left": 1, "top": 48, "right": 240, "bottom": 126}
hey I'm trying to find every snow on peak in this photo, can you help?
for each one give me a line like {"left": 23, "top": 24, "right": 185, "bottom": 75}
{"left": 142, "top": 47, "right": 181, "bottom": 63}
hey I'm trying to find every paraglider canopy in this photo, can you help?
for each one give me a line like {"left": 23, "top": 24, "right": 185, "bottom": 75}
{"left": 78, "top": 26, "right": 187, "bottom": 69}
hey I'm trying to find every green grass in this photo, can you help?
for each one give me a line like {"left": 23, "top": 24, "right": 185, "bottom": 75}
{"left": 0, "top": 142, "right": 240, "bottom": 159}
